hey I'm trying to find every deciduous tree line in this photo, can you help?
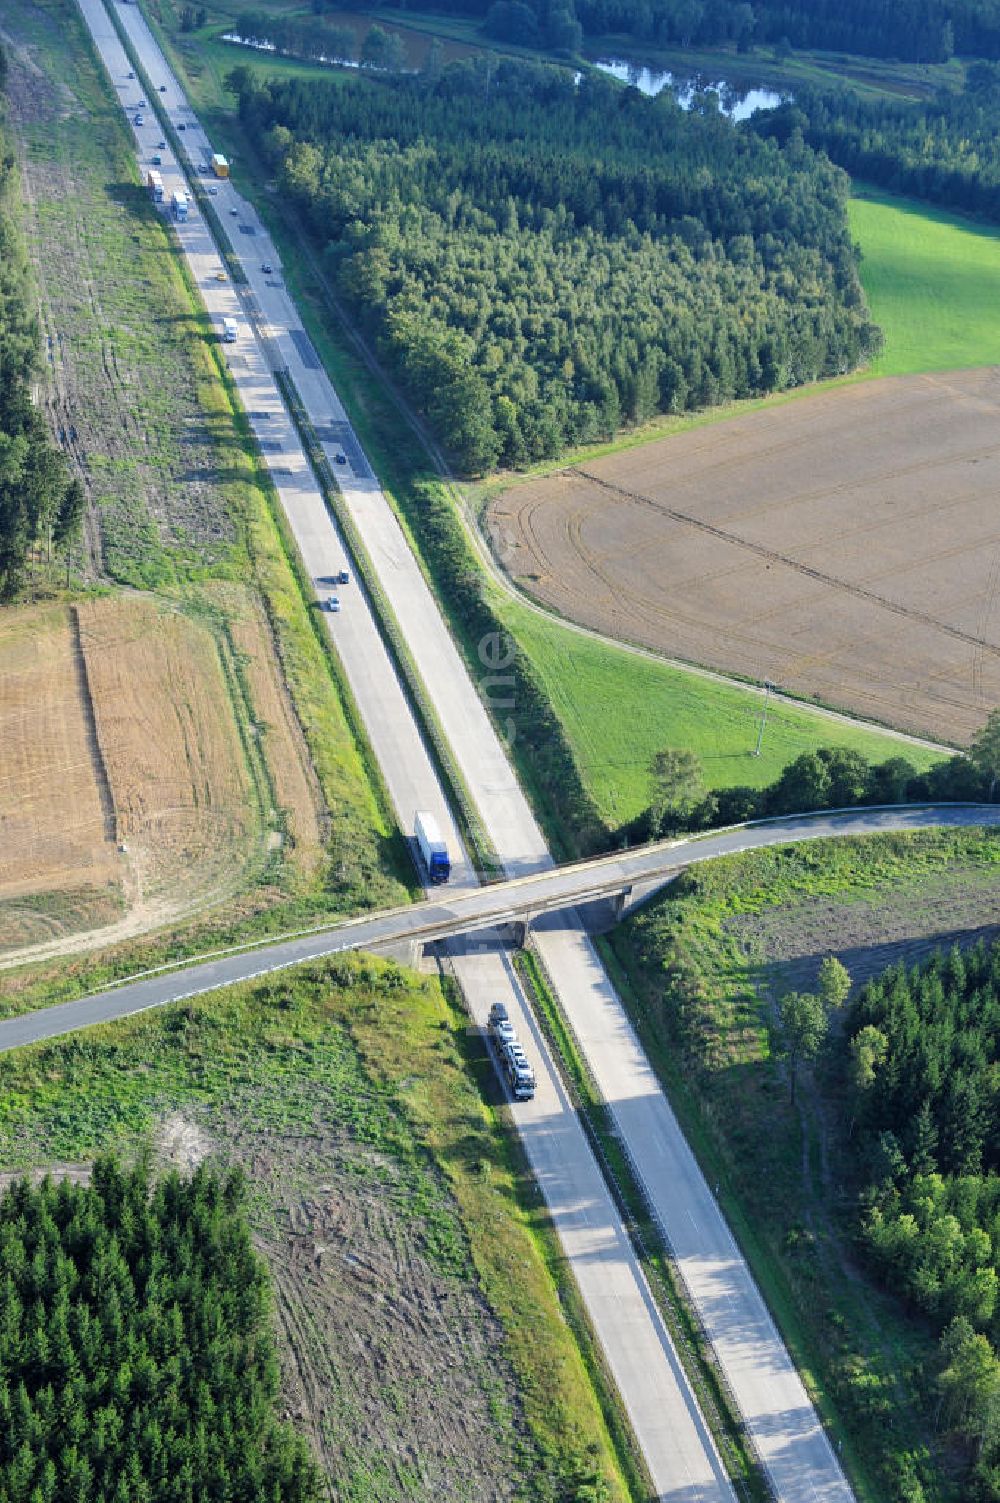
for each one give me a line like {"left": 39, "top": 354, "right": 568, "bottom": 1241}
{"left": 365, "top": 0, "right": 999, "bottom": 61}
{"left": 638, "top": 708, "right": 1000, "bottom": 842}
{"left": 0, "top": 1158, "right": 321, "bottom": 1503}
{"left": 229, "top": 58, "right": 879, "bottom": 473}
{"left": 0, "top": 52, "right": 84, "bottom": 601}
{"left": 755, "top": 65, "right": 1000, "bottom": 226}
{"left": 228, "top": 13, "right": 408, "bottom": 72}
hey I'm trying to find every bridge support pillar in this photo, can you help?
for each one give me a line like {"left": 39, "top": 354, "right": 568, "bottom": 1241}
{"left": 371, "top": 937, "right": 424, "bottom": 969}
{"left": 615, "top": 873, "right": 683, "bottom": 924}
{"left": 613, "top": 885, "right": 632, "bottom": 922}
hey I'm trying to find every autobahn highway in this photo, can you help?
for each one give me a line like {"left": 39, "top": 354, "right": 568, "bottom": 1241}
{"left": 63, "top": 5, "right": 975, "bottom": 1496}
{"left": 78, "top": 4, "right": 737, "bottom": 1498}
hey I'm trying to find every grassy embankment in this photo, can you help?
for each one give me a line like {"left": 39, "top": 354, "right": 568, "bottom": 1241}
{"left": 505, "top": 603, "right": 941, "bottom": 825}
{"left": 605, "top": 825, "right": 1000, "bottom": 1503}
{"left": 6, "top": 0, "right": 408, "bottom": 939}
{"left": 137, "top": 9, "right": 949, "bottom": 847}
{"left": 0, "top": 957, "right": 637, "bottom": 1503}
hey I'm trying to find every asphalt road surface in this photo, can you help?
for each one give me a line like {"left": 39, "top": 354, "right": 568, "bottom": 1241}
{"left": 73, "top": 3, "right": 740, "bottom": 1496}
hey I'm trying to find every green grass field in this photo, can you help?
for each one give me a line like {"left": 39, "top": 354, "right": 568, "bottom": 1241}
{"left": 849, "top": 188, "right": 1000, "bottom": 375}
{"left": 503, "top": 601, "right": 941, "bottom": 825}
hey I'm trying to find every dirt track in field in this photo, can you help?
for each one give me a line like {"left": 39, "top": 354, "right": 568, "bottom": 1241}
{"left": 487, "top": 370, "right": 1000, "bottom": 744}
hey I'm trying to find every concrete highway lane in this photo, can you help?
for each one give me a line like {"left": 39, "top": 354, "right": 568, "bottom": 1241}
{"left": 68, "top": 4, "right": 741, "bottom": 1495}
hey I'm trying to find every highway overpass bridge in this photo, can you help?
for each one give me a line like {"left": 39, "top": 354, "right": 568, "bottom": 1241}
{"left": 1, "top": 802, "right": 997, "bottom": 1058}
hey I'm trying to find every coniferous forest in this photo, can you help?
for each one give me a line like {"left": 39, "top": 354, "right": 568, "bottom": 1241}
{"left": 849, "top": 944, "right": 1000, "bottom": 1494}
{"left": 0, "top": 1159, "right": 321, "bottom": 1503}
{"left": 231, "top": 59, "right": 880, "bottom": 472}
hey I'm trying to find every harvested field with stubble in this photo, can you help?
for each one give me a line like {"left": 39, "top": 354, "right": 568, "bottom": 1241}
{"left": 489, "top": 368, "right": 1000, "bottom": 744}
{"left": 76, "top": 594, "right": 262, "bottom": 906}
{"left": 0, "top": 594, "right": 324, "bottom": 960}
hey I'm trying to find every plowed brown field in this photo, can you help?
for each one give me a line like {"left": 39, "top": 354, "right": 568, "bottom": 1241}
{"left": 487, "top": 370, "right": 1000, "bottom": 744}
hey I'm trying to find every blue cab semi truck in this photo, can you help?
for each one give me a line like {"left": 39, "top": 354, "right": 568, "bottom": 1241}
{"left": 414, "top": 810, "right": 451, "bottom": 883}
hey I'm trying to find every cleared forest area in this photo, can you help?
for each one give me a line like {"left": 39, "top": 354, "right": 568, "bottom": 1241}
{"left": 0, "top": 958, "right": 628, "bottom": 1503}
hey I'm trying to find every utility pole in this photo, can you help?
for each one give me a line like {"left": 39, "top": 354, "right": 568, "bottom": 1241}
{"left": 754, "top": 678, "right": 773, "bottom": 757}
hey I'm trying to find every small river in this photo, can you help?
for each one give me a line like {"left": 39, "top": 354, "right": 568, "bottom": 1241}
{"left": 594, "top": 59, "right": 784, "bottom": 118}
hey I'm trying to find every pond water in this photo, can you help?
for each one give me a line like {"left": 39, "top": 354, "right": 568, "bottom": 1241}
{"left": 595, "top": 59, "right": 784, "bottom": 118}
{"left": 222, "top": 16, "right": 479, "bottom": 72}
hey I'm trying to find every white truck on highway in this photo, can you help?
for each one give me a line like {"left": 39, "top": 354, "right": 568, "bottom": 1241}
{"left": 222, "top": 317, "right": 238, "bottom": 343}
{"left": 146, "top": 168, "right": 164, "bottom": 203}
{"left": 171, "top": 189, "right": 188, "bottom": 221}
{"left": 414, "top": 809, "right": 451, "bottom": 883}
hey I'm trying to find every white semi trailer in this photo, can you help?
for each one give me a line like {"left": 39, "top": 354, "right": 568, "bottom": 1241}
{"left": 414, "top": 810, "right": 450, "bottom": 883}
